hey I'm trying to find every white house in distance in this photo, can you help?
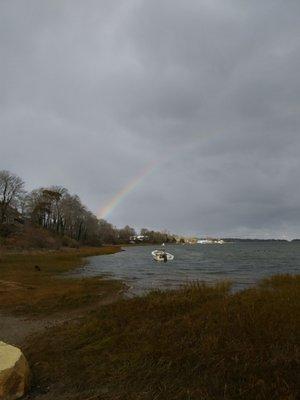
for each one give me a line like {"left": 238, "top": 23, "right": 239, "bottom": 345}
{"left": 197, "top": 238, "right": 225, "bottom": 244}
{"left": 130, "top": 235, "right": 149, "bottom": 243}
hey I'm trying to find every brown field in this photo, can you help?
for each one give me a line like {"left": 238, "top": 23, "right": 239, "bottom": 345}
{"left": 0, "top": 249, "right": 299, "bottom": 400}
{"left": 0, "top": 246, "right": 124, "bottom": 316}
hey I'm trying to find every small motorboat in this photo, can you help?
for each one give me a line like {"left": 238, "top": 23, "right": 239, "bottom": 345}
{"left": 152, "top": 250, "right": 174, "bottom": 262}
{"left": 151, "top": 244, "right": 174, "bottom": 262}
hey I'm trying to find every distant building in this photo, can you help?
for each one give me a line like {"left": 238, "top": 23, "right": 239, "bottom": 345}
{"left": 185, "top": 237, "right": 198, "bottom": 244}
{"left": 197, "top": 238, "right": 224, "bottom": 244}
{"left": 129, "top": 235, "right": 149, "bottom": 243}
{"left": 174, "top": 236, "right": 198, "bottom": 244}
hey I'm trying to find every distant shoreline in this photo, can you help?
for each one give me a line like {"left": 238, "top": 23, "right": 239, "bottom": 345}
{"left": 199, "top": 238, "right": 299, "bottom": 242}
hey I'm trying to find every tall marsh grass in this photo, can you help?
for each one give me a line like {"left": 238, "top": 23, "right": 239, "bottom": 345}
{"left": 25, "top": 274, "right": 300, "bottom": 400}
{"left": 0, "top": 246, "right": 123, "bottom": 315}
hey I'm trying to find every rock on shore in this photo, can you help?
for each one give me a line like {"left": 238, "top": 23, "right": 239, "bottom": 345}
{"left": 0, "top": 341, "right": 30, "bottom": 400}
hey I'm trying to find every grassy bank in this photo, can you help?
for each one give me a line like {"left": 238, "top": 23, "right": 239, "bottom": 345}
{"left": 24, "top": 274, "right": 300, "bottom": 400}
{"left": 0, "top": 246, "right": 124, "bottom": 316}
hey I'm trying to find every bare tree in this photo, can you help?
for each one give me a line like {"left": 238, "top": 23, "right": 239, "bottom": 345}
{"left": 0, "top": 170, "right": 25, "bottom": 223}
{"left": 27, "top": 186, "right": 67, "bottom": 233}
{"left": 98, "top": 219, "right": 118, "bottom": 244}
{"left": 119, "top": 225, "right": 136, "bottom": 243}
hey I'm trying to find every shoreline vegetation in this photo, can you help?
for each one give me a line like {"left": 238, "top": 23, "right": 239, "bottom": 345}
{"left": 0, "top": 170, "right": 178, "bottom": 251}
{"left": 0, "top": 246, "right": 124, "bottom": 317}
{"left": 2, "top": 170, "right": 298, "bottom": 254}
{"left": 0, "top": 247, "right": 299, "bottom": 399}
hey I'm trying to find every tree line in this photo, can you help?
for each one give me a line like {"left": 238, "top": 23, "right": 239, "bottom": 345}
{"left": 0, "top": 170, "right": 176, "bottom": 246}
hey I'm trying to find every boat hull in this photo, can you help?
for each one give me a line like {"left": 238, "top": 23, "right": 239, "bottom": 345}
{"left": 151, "top": 250, "right": 174, "bottom": 262}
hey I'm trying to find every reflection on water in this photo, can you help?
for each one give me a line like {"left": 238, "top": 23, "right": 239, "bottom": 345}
{"left": 74, "top": 243, "right": 300, "bottom": 295}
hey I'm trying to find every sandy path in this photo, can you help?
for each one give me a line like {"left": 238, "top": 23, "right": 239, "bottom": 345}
{"left": 0, "top": 314, "right": 51, "bottom": 346}
{"left": 0, "top": 294, "right": 122, "bottom": 347}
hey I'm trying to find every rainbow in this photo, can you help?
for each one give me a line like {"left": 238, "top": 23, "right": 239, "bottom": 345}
{"left": 97, "top": 132, "right": 216, "bottom": 220}
{"left": 97, "top": 160, "right": 157, "bottom": 219}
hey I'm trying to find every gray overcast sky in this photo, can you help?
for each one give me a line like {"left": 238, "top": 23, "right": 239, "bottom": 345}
{"left": 1, "top": 0, "right": 300, "bottom": 238}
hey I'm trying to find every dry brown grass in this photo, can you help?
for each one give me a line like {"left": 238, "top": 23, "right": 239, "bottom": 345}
{"left": 0, "top": 246, "right": 123, "bottom": 315}
{"left": 24, "top": 275, "right": 300, "bottom": 400}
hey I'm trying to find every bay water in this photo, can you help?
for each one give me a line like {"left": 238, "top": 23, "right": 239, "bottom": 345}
{"left": 76, "top": 242, "right": 300, "bottom": 295}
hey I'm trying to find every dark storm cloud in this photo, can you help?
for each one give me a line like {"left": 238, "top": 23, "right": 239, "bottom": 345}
{"left": 1, "top": 0, "right": 299, "bottom": 238}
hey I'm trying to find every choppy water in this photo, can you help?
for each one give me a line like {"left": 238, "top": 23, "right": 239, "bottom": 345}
{"left": 76, "top": 243, "right": 300, "bottom": 295}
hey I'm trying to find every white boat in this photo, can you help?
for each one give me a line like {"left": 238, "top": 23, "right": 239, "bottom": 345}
{"left": 152, "top": 244, "right": 174, "bottom": 262}
{"left": 151, "top": 250, "right": 174, "bottom": 262}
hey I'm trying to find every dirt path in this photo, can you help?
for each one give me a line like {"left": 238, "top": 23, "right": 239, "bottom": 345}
{"left": 0, "top": 293, "right": 123, "bottom": 347}
{"left": 0, "top": 314, "right": 50, "bottom": 346}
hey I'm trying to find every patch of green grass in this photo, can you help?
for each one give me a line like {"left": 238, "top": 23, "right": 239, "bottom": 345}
{"left": 0, "top": 246, "right": 123, "bottom": 315}
{"left": 25, "top": 275, "right": 300, "bottom": 400}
